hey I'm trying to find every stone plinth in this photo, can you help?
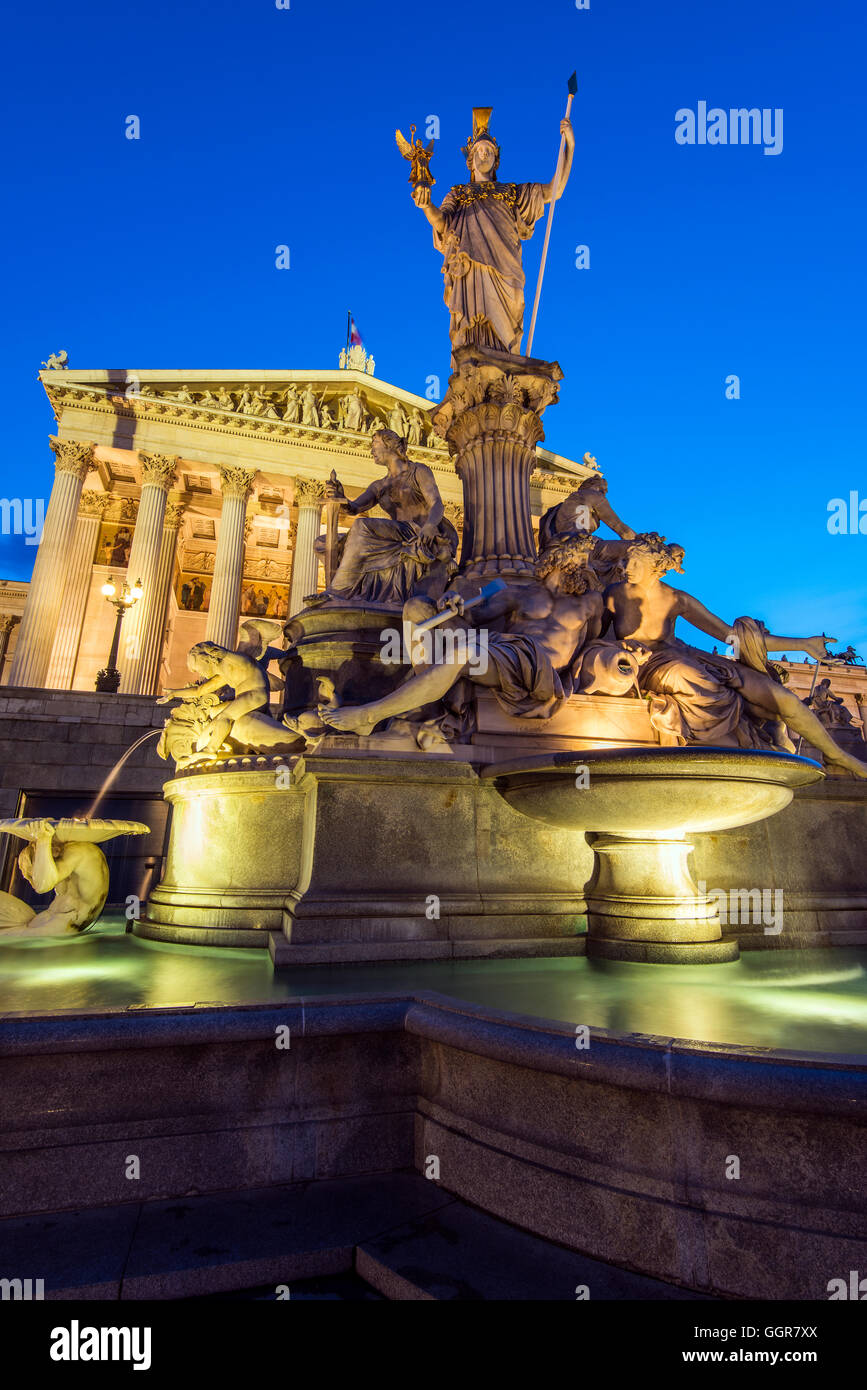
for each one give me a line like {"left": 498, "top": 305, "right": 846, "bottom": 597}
{"left": 138, "top": 753, "right": 589, "bottom": 955}
{"left": 433, "top": 344, "right": 562, "bottom": 580}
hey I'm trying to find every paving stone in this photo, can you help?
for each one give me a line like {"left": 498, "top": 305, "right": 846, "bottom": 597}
{"left": 356, "top": 1197, "right": 714, "bottom": 1301}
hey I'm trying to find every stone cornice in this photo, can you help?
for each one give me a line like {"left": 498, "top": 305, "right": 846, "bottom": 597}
{"left": 50, "top": 435, "right": 94, "bottom": 480}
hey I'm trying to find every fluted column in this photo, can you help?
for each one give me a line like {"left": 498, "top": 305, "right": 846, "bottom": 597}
{"left": 289, "top": 477, "right": 326, "bottom": 616}
{"left": 118, "top": 454, "right": 178, "bottom": 693}
{"left": 0, "top": 615, "right": 19, "bottom": 684}
{"left": 45, "top": 490, "right": 111, "bottom": 690}
{"left": 206, "top": 467, "right": 256, "bottom": 648}
{"left": 151, "top": 501, "right": 186, "bottom": 692}
{"left": 9, "top": 437, "right": 95, "bottom": 688}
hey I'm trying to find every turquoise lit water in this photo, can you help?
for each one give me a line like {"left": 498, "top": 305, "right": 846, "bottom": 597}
{"left": 1, "top": 917, "right": 866, "bottom": 1056}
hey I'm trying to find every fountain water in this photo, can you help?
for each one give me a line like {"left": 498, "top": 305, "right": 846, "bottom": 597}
{"left": 83, "top": 727, "right": 161, "bottom": 820}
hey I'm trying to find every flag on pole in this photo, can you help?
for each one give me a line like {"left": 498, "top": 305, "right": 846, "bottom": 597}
{"left": 349, "top": 316, "right": 363, "bottom": 347}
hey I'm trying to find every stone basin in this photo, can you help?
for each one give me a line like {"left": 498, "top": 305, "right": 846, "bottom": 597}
{"left": 483, "top": 747, "right": 824, "bottom": 964}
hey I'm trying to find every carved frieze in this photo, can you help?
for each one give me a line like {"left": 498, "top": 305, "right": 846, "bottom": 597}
{"left": 78, "top": 490, "right": 112, "bottom": 520}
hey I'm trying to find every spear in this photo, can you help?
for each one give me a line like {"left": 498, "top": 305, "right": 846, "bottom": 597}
{"left": 525, "top": 71, "right": 578, "bottom": 358}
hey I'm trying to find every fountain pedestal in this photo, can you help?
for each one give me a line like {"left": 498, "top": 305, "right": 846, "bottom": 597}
{"left": 584, "top": 833, "right": 736, "bottom": 963}
{"left": 484, "top": 746, "right": 825, "bottom": 964}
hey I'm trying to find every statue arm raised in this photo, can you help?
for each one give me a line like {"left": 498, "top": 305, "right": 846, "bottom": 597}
{"left": 28, "top": 822, "right": 61, "bottom": 895}
{"left": 542, "top": 118, "right": 576, "bottom": 203}
{"left": 587, "top": 489, "right": 636, "bottom": 540}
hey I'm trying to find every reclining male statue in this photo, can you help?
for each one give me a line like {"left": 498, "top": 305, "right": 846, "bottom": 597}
{"left": 320, "top": 534, "right": 603, "bottom": 734}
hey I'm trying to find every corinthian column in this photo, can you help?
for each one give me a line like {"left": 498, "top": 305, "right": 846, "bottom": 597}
{"left": 152, "top": 501, "right": 187, "bottom": 691}
{"left": 119, "top": 453, "right": 178, "bottom": 693}
{"left": 289, "top": 477, "right": 326, "bottom": 616}
{"left": 9, "top": 437, "right": 95, "bottom": 688}
{"left": 433, "top": 344, "right": 563, "bottom": 580}
{"left": 45, "top": 490, "right": 111, "bottom": 690}
{"left": 206, "top": 467, "right": 256, "bottom": 648}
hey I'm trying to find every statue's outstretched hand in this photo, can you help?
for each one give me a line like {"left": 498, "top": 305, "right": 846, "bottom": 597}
{"left": 805, "top": 634, "right": 835, "bottom": 661}
{"left": 325, "top": 475, "right": 345, "bottom": 501}
{"left": 412, "top": 186, "right": 432, "bottom": 208}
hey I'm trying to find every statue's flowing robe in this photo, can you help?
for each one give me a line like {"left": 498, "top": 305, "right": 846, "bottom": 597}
{"left": 578, "top": 619, "right": 794, "bottom": 751}
{"left": 485, "top": 631, "right": 572, "bottom": 719}
{"left": 434, "top": 182, "right": 546, "bottom": 355}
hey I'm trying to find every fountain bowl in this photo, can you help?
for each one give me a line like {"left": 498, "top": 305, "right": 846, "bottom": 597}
{"left": 483, "top": 747, "right": 825, "bottom": 964}
{"left": 481, "top": 745, "right": 824, "bottom": 837}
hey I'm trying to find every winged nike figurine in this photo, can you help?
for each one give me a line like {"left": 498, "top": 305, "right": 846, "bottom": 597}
{"left": 395, "top": 125, "right": 435, "bottom": 188}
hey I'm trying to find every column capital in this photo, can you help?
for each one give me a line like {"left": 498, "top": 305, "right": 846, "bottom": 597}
{"left": 293, "top": 475, "right": 327, "bottom": 507}
{"left": 0, "top": 613, "right": 19, "bottom": 635}
{"left": 78, "top": 490, "right": 112, "bottom": 520}
{"left": 218, "top": 466, "right": 257, "bottom": 501}
{"left": 164, "top": 500, "right": 187, "bottom": 529}
{"left": 139, "top": 452, "right": 179, "bottom": 491}
{"left": 50, "top": 436, "right": 95, "bottom": 481}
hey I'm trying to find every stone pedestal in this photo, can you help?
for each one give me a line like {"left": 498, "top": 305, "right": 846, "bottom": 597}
{"left": 584, "top": 833, "right": 738, "bottom": 963}
{"left": 433, "top": 344, "right": 562, "bottom": 580}
{"left": 138, "top": 754, "right": 589, "bottom": 955}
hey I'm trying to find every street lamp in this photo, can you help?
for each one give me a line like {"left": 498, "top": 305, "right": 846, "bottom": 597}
{"left": 95, "top": 576, "right": 143, "bottom": 693}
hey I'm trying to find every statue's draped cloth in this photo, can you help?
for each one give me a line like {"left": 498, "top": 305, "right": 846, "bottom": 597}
{"left": 434, "top": 182, "right": 546, "bottom": 354}
{"left": 486, "top": 631, "right": 572, "bottom": 719}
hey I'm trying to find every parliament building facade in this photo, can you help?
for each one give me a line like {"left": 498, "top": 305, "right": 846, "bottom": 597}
{"left": 1, "top": 350, "right": 595, "bottom": 695}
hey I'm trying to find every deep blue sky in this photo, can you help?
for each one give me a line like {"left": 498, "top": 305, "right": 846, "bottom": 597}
{"left": 1, "top": 0, "right": 864, "bottom": 656}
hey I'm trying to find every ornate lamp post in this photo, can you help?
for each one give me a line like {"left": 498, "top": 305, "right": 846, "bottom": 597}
{"left": 95, "top": 576, "right": 143, "bottom": 693}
